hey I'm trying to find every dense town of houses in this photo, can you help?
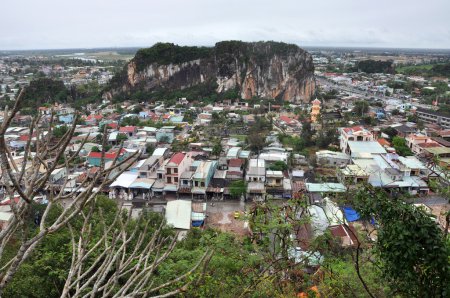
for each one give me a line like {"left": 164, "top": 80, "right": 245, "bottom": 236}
{"left": 0, "top": 50, "right": 449, "bottom": 246}
{"left": 0, "top": 55, "right": 116, "bottom": 101}
{"left": 0, "top": 94, "right": 449, "bottom": 234}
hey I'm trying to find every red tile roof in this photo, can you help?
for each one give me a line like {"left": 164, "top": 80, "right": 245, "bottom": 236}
{"left": 228, "top": 158, "right": 243, "bottom": 167}
{"left": 168, "top": 152, "right": 185, "bottom": 165}
{"left": 119, "top": 126, "right": 137, "bottom": 133}
{"left": 279, "top": 115, "right": 294, "bottom": 125}
{"left": 88, "top": 148, "right": 126, "bottom": 159}
{"left": 19, "top": 135, "right": 30, "bottom": 142}
{"left": 86, "top": 114, "right": 103, "bottom": 121}
{"left": 107, "top": 122, "right": 118, "bottom": 129}
{"left": 343, "top": 126, "right": 365, "bottom": 134}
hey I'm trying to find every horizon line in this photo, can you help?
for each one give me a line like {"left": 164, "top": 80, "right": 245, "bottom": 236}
{"left": 1, "top": 43, "right": 450, "bottom": 52}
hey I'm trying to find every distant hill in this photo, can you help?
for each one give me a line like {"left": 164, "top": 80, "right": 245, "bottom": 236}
{"left": 352, "top": 59, "right": 395, "bottom": 74}
{"left": 105, "top": 41, "right": 316, "bottom": 103}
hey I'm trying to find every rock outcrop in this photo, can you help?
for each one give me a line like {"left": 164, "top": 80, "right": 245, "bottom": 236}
{"left": 110, "top": 41, "right": 315, "bottom": 102}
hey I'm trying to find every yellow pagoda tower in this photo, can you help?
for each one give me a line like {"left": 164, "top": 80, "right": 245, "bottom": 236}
{"left": 311, "top": 98, "right": 321, "bottom": 123}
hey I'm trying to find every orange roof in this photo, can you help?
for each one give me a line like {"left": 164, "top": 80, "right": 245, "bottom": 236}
{"left": 298, "top": 286, "right": 320, "bottom": 298}
{"left": 377, "top": 138, "right": 390, "bottom": 146}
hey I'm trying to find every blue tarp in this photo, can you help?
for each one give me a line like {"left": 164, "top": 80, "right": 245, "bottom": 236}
{"left": 192, "top": 220, "right": 204, "bottom": 227}
{"left": 342, "top": 206, "right": 360, "bottom": 222}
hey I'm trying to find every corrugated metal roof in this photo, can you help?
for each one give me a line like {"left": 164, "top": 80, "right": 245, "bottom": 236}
{"left": 165, "top": 200, "right": 192, "bottom": 230}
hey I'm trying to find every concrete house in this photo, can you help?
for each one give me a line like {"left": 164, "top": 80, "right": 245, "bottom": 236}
{"left": 119, "top": 126, "right": 138, "bottom": 138}
{"left": 340, "top": 126, "right": 374, "bottom": 153}
{"left": 227, "top": 158, "right": 244, "bottom": 178}
{"left": 87, "top": 148, "right": 127, "bottom": 167}
{"left": 246, "top": 159, "right": 266, "bottom": 201}
{"left": 316, "top": 150, "right": 350, "bottom": 166}
{"left": 406, "top": 134, "right": 441, "bottom": 156}
{"left": 191, "top": 161, "right": 218, "bottom": 197}
{"left": 164, "top": 153, "right": 191, "bottom": 194}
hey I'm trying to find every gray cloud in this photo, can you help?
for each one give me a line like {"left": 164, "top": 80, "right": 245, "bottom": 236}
{"left": 1, "top": 0, "right": 450, "bottom": 49}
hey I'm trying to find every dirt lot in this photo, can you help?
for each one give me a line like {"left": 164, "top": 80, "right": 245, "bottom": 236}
{"left": 429, "top": 204, "right": 450, "bottom": 232}
{"left": 206, "top": 201, "right": 251, "bottom": 237}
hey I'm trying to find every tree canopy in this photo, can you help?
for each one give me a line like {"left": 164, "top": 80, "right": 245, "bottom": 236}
{"left": 392, "top": 136, "right": 413, "bottom": 156}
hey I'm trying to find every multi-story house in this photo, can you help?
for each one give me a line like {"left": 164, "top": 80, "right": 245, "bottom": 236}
{"left": 246, "top": 159, "right": 266, "bottom": 200}
{"left": 406, "top": 134, "right": 441, "bottom": 156}
{"left": 416, "top": 107, "right": 450, "bottom": 129}
{"left": 246, "top": 159, "right": 266, "bottom": 183}
{"left": 191, "top": 161, "right": 218, "bottom": 197}
{"left": 164, "top": 153, "right": 191, "bottom": 193}
{"left": 227, "top": 158, "right": 245, "bottom": 180}
{"left": 339, "top": 126, "right": 374, "bottom": 153}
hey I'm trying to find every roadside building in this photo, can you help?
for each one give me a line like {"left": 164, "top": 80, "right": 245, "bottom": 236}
{"left": 416, "top": 107, "right": 450, "bottom": 129}
{"left": 164, "top": 153, "right": 191, "bottom": 197}
{"left": 246, "top": 159, "right": 266, "bottom": 201}
{"left": 339, "top": 126, "right": 374, "bottom": 153}
{"left": 191, "top": 161, "right": 218, "bottom": 199}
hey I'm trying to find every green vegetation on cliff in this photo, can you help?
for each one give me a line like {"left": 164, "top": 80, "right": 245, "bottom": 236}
{"left": 106, "top": 40, "right": 314, "bottom": 103}
{"left": 133, "top": 43, "right": 212, "bottom": 71}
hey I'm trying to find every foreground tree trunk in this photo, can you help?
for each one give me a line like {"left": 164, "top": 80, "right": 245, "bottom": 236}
{"left": 0, "top": 89, "right": 211, "bottom": 296}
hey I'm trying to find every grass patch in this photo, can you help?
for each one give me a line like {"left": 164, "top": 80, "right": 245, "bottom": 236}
{"left": 229, "top": 134, "right": 247, "bottom": 142}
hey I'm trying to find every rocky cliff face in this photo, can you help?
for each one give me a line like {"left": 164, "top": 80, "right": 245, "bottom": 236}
{"left": 111, "top": 41, "right": 315, "bottom": 102}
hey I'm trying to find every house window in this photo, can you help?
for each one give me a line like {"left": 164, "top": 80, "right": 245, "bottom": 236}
{"left": 167, "top": 168, "right": 171, "bottom": 175}
{"left": 167, "top": 177, "right": 171, "bottom": 183}
{"left": 201, "top": 182, "right": 205, "bottom": 187}
{"left": 174, "top": 177, "right": 178, "bottom": 183}
{"left": 253, "top": 177, "right": 257, "bottom": 182}
{"left": 174, "top": 168, "right": 178, "bottom": 174}
{"left": 157, "top": 173, "right": 163, "bottom": 179}
{"left": 195, "top": 181, "right": 199, "bottom": 187}
{"left": 276, "top": 179, "right": 281, "bottom": 184}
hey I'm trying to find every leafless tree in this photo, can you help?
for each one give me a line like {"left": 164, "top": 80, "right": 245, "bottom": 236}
{"left": 61, "top": 203, "right": 212, "bottom": 298}
{"left": 0, "top": 89, "right": 211, "bottom": 296}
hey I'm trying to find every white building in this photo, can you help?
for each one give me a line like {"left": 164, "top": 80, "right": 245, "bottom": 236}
{"left": 339, "top": 126, "right": 375, "bottom": 153}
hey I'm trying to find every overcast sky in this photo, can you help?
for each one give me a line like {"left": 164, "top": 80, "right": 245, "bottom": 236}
{"left": 2, "top": 0, "right": 450, "bottom": 50}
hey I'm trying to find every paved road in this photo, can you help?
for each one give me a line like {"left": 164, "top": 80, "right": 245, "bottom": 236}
{"left": 316, "top": 77, "right": 400, "bottom": 102}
